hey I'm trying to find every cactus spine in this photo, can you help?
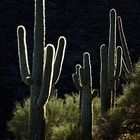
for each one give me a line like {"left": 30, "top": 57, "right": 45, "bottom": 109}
{"left": 73, "top": 52, "right": 97, "bottom": 140}
{"left": 17, "top": 0, "right": 66, "bottom": 139}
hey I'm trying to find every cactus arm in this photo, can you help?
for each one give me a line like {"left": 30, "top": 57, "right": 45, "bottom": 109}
{"left": 17, "top": 25, "right": 32, "bottom": 85}
{"left": 75, "top": 64, "right": 82, "bottom": 84}
{"left": 114, "top": 46, "right": 123, "bottom": 79}
{"left": 52, "top": 36, "right": 67, "bottom": 85}
{"left": 72, "top": 73, "right": 82, "bottom": 91}
{"left": 72, "top": 64, "right": 82, "bottom": 90}
{"left": 83, "top": 52, "right": 92, "bottom": 87}
{"left": 117, "top": 16, "right": 132, "bottom": 71}
{"left": 37, "top": 44, "right": 55, "bottom": 108}
{"left": 32, "top": 0, "right": 45, "bottom": 82}
{"left": 79, "top": 67, "right": 85, "bottom": 86}
{"left": 108, "top": 9, "right": 117, "bottom": 90}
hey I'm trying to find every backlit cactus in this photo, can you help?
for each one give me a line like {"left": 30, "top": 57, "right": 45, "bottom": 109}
{"left": 73, "top": 52, "right": 98, "bottom": 140}
{"left": 17, "top": 0, "right": 66, "bottom": 140}
{"left": 100, "top": 9, "right": 133, "bottom": 114}
{"left": 117, "top": 16, "right": 133, "bottom": 81}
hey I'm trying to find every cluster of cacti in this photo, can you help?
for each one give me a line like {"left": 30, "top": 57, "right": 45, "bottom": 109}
{"left": 71, "top": 8, "right": 133, "bottom": 139}
{"left": 100, "top": 9, "right": 132, "bottom": 114}
{"left": 17, "top": 0, "right": 66, "bottom": 140}
{"left": 17, "top": 0, "right": 134, "bottom": 139}
{"left": 72, "top": 52, "right": 98, "bottom": 140}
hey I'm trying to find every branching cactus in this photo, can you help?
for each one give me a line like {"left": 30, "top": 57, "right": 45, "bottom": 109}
{"left": 100, "top": 9, "right": 133, "bottom": 113}
{"left": 73, "top": 52, "right": 98, "bottom": 140}
{"left": 17, "top": 0, "right": 67, "bottom": 140}
{"left": 100, "top": 9, "right": 124, "bottom": 113}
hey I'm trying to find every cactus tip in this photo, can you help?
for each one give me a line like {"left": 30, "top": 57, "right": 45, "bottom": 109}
{"left": 110, "top": 8, "right": 117, "bottom": 17}
{"left": 83, "top": 52, "right": 90, "bottom": 59}
{"left": 58, "top": 36, "right": 67, "bottom": 47}
{"left": 17, "top": 25, "right": 26, "bottom": 37}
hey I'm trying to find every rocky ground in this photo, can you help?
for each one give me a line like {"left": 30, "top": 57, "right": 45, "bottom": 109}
{"left": 0, "top": 0, "right": 140, "bottom": 139}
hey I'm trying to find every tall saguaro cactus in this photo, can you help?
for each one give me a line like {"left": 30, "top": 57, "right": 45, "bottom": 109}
{"left": 73, "top": 52, "right": 97, "bottom": 140}
{"left": 107, "top": 8, "right": 117, "bottom": 108}
{"left": 17, "top": 0, "right": 67, "bottom": 140}
{"left": 100, "top": 9, "right": 124, "bottom": 113}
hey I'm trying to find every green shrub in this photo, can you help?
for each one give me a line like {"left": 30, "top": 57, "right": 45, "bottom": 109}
{"left": 8, "top": 94, "right": 80, "bottom": 140}
{"left": 8, "top": 61, "right": 140, "bottom": 140}
{"left": 8, "top": 99, "right": 29, "bottom": 140}
{"left": 94, "top": 61, "right": 140, "bottom": 140}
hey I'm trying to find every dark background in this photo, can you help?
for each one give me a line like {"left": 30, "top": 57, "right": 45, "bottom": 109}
{"left": 0, "top": 0, "right": 140, "bottom": 139}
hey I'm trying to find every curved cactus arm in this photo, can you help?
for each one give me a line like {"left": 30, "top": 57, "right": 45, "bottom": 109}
{"left": 108, "top": 9, "right": 117, "bottom": 90}
{"left": 117, "top": 16, "right": 132, "bottom": 71}
{"left": 52, "top": 36, "right": 67, "bottom": 85}
{"left": 37, "top": 44, "right": 55, "bottom": 108}
{"left": 17, "top": 25, "right": 32, "bottom": 85}
{"left": 79, "top": 67, "right": 85, "bottom": 86}
{"left": 72, "top": 73, "right": 82, "bottom": 91}
{"left": 114, "top": 46, "right": 123, "bottom": 79}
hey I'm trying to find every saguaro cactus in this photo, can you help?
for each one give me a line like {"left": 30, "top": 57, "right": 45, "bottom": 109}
{"left": 100, "top": 9, "right": 124, "bottom": 113}
{"left": 17, "top": 0, "right": 67, "bottom": 140}
{"left": 107, "top": 8, "right": 117, "bottom": 108}
{"left": 73, "top": 52, "right": 97, "bottom": 140}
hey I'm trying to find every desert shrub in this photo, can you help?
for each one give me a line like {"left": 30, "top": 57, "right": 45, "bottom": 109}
{"left": 94, "top": 61, "right": 140, "bottom": 140}
{"left": 44, "top": 94, "right": 80, "bottom": 139}
{"left": 119, "top": 133, "right": 140, "bottom": 140}
{"left": 8, "top": 99, "right": 29, "bottom": 140}
{"left": 8, "top": 94, "right": 80, "bottom": 140}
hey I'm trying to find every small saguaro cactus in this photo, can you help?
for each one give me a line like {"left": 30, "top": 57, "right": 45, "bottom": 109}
{"left": 73, "top": 52, "right": 98, "bottom": 140}
{"left": 17, "top": 0, "right": 67, "bottom": 140}
{"left": 72, "top": 64, "right": 82, "bottom": 125}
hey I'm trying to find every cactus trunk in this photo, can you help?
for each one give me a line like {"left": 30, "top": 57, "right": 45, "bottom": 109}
{"left": 100, "top": 44, "right": 109, "bottom": 114}
{"left": 29, "top": 0, "right": 45, "bottom": 139}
